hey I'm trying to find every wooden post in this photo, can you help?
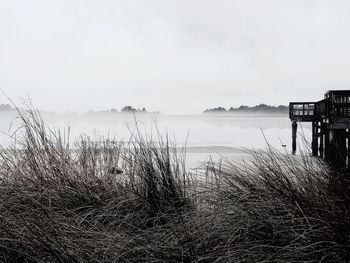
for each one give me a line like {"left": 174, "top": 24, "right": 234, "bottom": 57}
{"left": 319, "top": 122, "right": 325, "bottom": 158}
{"left": 292, "top": 121, "right": 297, "bottom": 154}
{"left": 312, "top": 121, "right": 318, "bottom": 156}
{"left": 338, "top": 129, "right": 347, "bottom": 168}
{"left": 325, "top": 128, "right": 330, "bottom": 162}
{"left": 328, "top": 129, "right": 335, "bottom": 165}
{"left": 328, "top": 129, "right": 347, "bottom": 168}
{"left": 347, "top": 130, "right": 350, "bottom": 167}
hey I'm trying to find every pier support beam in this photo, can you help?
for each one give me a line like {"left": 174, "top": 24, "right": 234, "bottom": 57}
{"left": 292, "top": 121, "right": 298, "bottom": 154}
{"left": 328, "top": 129, "right": 347, "bottom": 168}
{"left": 319, "top": 122, "right": 326, "bottom": 158}
{"left": 325, "top": 126, "right": 330, "bottom": 160}
{"left": 347, "top": 130, "right": 350, "bottom": 167}
{"left": 312, "top": 121, "right": 318, "bottom": 156}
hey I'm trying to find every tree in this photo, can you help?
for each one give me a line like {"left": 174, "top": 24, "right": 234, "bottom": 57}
{"left": 121, "top": 106, "right": 137, "bottom": 112}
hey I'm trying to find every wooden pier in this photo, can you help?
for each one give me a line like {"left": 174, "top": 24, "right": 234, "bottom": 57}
{"left": 289, "top": 90, "right": 350, "bottom": 169}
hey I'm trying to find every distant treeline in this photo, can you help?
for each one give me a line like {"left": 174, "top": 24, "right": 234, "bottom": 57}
{"left": 89, "top": 106, "right": 160, "bottom": 114}
{"left": 204, "top": 104, "right": 289, "bottom": 113}
{"left": 120, "top": 106, "right": 147, "bottom": 113}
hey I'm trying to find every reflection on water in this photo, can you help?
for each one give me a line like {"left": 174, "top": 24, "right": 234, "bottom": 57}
{"left": 0, "top": 112, "right": 312, "bottom": 169}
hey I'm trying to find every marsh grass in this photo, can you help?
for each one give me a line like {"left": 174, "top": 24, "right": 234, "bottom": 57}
{"left": 0, "top": 108, "right": 349, "bottom": 262}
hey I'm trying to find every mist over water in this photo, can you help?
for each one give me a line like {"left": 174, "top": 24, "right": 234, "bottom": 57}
{"left": 0, "top": 111, "right": 311, "bottom": 169}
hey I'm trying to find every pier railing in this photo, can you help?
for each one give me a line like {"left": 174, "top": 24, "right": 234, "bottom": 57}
{"left": 326, "top": 92, "right": 350, "bottom": 118}
{"left": 314, "top": 99, "right": 327, "bottom": 119}
{"left": 289, "top": 102, "right": 315, "bottom": 122}
{"left": 290, "top": 97, "right": 350, "bottom": 121}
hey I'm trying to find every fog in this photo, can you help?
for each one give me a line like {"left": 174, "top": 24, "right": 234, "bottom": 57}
{"left": 1, "top": 1, "right": 350, "bottom": 113}
{"left": 0, "top": 111, "right": 312, "bottom": 168}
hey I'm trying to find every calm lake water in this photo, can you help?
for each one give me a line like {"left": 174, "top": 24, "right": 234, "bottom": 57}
{"left": 0, "top": 111, "right": 312, "bottom": 169}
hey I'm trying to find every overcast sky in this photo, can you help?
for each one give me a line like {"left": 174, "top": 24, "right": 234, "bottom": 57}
{"left": 1, "top": 0, "right": 350, "bottom": 113}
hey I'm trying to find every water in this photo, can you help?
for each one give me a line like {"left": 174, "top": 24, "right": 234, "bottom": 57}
{"left": 0, "top": 111, "right": 312, "bottom": 169}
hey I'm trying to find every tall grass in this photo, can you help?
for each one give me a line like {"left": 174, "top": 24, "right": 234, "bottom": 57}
{"left": 193, "top": 148, "right": 350, "bottom": 262}
{"left": 0, "top": 108, "right": 349, "bottom": 262}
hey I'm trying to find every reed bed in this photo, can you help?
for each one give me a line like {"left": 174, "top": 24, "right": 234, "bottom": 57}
{"left": 0, "top": 108, "right": 349, "bottom": 262}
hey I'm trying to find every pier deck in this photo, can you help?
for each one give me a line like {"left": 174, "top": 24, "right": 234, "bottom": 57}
{"left": 289, "top": 90, "right": 350, "bottom": 169}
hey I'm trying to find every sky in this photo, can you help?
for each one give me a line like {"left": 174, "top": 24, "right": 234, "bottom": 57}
{"left": 1, "top": 0, "right": 350, "bottom": 114}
